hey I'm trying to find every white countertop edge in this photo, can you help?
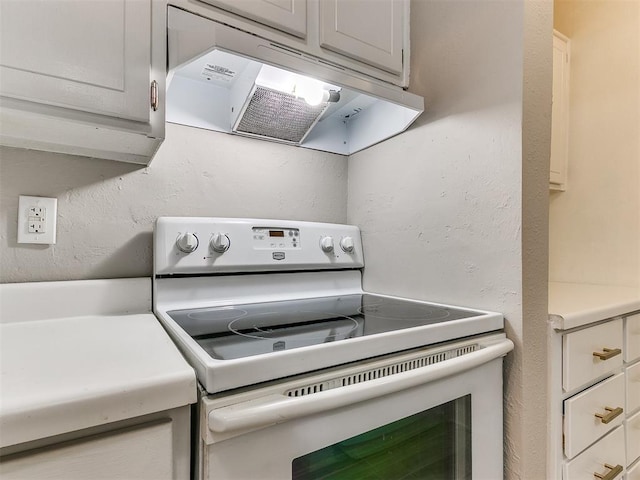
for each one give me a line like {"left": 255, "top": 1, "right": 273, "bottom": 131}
{"left": 549, "top": 281, "right": 640, "bottom": 330}
{"left": 0, "top": 369, "right": 196, "bottom": 448}
{"left": 549, "top": 301, "right": 640, "bottom": 330}
{"left": 0, "top": 310, "right": 197, "bottom": 449}
{"left": 0, "top": 277, "right": 152, "bottom": 324}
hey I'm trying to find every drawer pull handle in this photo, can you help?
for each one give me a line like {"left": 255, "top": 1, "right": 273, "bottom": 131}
{"left": 592, "top": 348, "right": 621, "bottom": 360}
{"left": 594, "top": 406, "right": 623, "bottom": 424}
{"left": 594, "top": 463, "right": 623, "bottom": 480}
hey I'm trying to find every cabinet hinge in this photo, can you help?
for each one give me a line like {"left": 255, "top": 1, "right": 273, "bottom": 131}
{"left": 150, "top": 80, "right": 158, "bottom": 111}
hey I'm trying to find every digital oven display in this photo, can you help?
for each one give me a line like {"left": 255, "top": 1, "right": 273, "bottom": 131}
{"left": 252, "top": 227, "right": 299, "bottom": 249}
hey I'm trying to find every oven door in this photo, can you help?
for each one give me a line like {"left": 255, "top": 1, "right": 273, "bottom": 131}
{"left": 198, "top": 335, "right": 512, "bottom": 480}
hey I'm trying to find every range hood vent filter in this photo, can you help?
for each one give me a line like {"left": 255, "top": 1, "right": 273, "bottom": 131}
{"left": 234, "top": 86, "right": 328, "bottom": 144}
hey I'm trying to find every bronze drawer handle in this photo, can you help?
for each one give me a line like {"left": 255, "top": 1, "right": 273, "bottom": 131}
{"left": 594, "top": 406, "right": 623, "bottom": 424}
{"left": 594, "top": 463, "right": 623, "bottom": 480}
{"left": 592, "top": 348, "right": 621, "bottom": 360}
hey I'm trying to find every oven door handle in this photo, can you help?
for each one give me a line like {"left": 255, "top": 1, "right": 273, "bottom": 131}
{"left": 209, "top": 338, "right": 513, "bottom": 433}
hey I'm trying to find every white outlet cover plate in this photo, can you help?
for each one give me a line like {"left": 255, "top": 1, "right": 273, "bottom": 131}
{"left": 17, "top": 195, "right": 57, "bottom": 244}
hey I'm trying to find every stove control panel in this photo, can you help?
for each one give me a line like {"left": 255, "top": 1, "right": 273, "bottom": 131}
{"left": 252, "top": 227, "right": 300, "bottom": 250}
{"left": 154, "top": 217, "right": 364, "bottom": 275}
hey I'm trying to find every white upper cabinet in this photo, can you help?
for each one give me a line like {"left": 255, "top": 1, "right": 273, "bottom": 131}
{"left": 550, "top": 31, "right": 570, "bottom": 190}
{"left": 1, "top": 0, "right": 149, "bottom": 122}
{"left": 201, "top": 0, "right": 307, "bottom": 38}
{"left": 319, "top": 0, "right": 404, "bottom": 75}
{"left": 0, "top": 0, "right": 166, "bottom": 165}
{"left": 179, "top": 0, "right": 411, "bottom": 87}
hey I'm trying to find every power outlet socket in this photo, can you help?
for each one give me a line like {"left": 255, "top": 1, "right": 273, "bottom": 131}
{"left": 17, "top": 195, "right": 57, "bottom": 244}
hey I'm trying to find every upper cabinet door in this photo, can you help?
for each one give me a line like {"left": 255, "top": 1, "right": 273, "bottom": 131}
{"left": 200, "top": 0, "right": 307, "bottom": 38}
{"left": 319, "top": 0, "right": 404, "bottom": 75}
{"left": 550, "top": 31, "right": 570, "bottom": 190}
{"left": 0, "top": 0, "right": 151, "bottom": 123}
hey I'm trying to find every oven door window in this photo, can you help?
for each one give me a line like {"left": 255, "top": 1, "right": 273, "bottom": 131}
{"left": 292, "top": 395, "right": 471, "bottom": 479}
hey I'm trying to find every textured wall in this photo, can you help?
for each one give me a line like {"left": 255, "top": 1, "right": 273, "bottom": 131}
{"left": 550, "top": 0, "right": 640, "bottom": 288}
{"left": 348, "top": 1, "right": 551, "bottom": 478}
{"left": 0, "top": 123, "right": 347, "bottom": 282}
{"left": 521, "top": 1, "right": 553, "bottom": 478}
{"left": 349, "top": 0, "right": 523, "bottom": 339}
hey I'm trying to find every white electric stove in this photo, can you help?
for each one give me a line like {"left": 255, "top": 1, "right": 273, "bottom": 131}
{"left": 153, "top": 217, "right": 512, "bottom": 480}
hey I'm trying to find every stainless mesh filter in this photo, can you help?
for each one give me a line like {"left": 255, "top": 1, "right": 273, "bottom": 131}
{"left": 234, "top": 86, "right": 328, "bottom": 143}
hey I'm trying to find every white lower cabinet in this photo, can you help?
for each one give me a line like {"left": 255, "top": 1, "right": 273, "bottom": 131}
{"left": 562, "top": 318, "right": 623, "bottom": 392}
{"left": 628, "top": 410, "right": 640, "bottom": 468}
{"left": 628, "top": 362, "right": 640, "bottom": 416}
{"left": 563, "top": 373, "right": 624, "bottom": 458}
{"left": 629, "top": 460, "right": 640, "bottom": 480}
{"left": 626, "top": 313, "right": 640, "bottom": 362}
{"left": 1, "top": 421, "right": 172, "bottom": 480}
{"left": 564, "top": 426, "right": 625, "bottom": 480}
{"left": 0, "top": 407, "right": 190, "bottom": 480}
{"left": 551, "top": 311, "right": 640, "bottom": 480}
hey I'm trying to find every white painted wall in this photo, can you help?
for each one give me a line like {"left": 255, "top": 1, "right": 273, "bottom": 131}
{"left": 347, "top": 1, "right": 551, "bottom": 478}
{"left": 550, "top": 0, "right": 640, "bottom": 288}
{"left": 0, "top": 123, "right": 347, "bottom": 282}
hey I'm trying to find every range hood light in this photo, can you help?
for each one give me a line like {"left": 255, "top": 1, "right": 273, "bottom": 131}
{"left": 293, "top": 77, "right": 340, "bottom": 106}
{"left": 256, "top": 66, "right": 340, "bottom": 106}
{"left": 300, "top": 88, "right": 341, "bottom": 106}
{"left": 300, "top": 86, "right": 325, "bottom": 106}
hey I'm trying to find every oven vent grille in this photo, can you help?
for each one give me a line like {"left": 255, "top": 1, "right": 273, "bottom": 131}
{"left": 285, "top": 344, "right": 479, "bottom": 398}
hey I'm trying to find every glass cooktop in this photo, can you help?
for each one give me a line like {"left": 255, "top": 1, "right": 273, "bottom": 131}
{"left": 167, "top": 294, "right": 481, "bottom": 360}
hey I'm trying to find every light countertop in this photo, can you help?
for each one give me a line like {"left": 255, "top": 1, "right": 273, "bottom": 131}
{"left": 0, "top": 278, "right": 197, "bottom": 448}
{"left": 548, "top": 281, "right": 640, "bottom": 330}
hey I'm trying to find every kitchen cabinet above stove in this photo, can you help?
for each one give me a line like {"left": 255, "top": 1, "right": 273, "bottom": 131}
{"left": 0, "top": 0, "right": 421, "bottom": 164}
{"left": 195, "top": 0, "right": 409, "bottom": 86}
{"left": 0, "top": 0, "right": 166, "bottom": 164}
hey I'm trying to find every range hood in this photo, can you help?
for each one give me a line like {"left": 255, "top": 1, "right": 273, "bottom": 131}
{"left": 167, "top": 7, "right": 424, "bottom": 156}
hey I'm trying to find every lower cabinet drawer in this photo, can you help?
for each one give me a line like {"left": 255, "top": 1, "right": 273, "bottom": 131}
{"left": 628, "top": 361, "right": 640, "bottom": 415}
{"left": 563, "top": 319, "right": 623, "bottom": 392}
{"left": 628, "top": 410, "right": 640, "bottom": 467}
{"left": 629, "top": 459, "right": 640, "bottom": 480}
{"left": 564, "top": 425, "right": 625, "bottom": 480}
{"left": 564, "top": 373, "right": 625, "bottom": 459}
{"left": 0, "top": 420, "right": 173, "bottom": 480}
{"left": 626, "top": 313, "right": 640, "bottom": 363}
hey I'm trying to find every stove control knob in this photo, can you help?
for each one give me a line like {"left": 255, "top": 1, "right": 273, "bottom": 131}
{"left": 320, "top": 236, "right": 334, "bottom": 253}
{"left": 176, "top": 232, "right": 199, "bottom": 253}
{"left": 340, "top": 236, "right": 355, "bottom": 253}
{"left": 210, "top": 233, "right": 230, "bottom": 253}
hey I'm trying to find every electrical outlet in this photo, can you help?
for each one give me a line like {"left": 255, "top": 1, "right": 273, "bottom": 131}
{"left": 17, "top": 196, "right": 57, "bottom": 244}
